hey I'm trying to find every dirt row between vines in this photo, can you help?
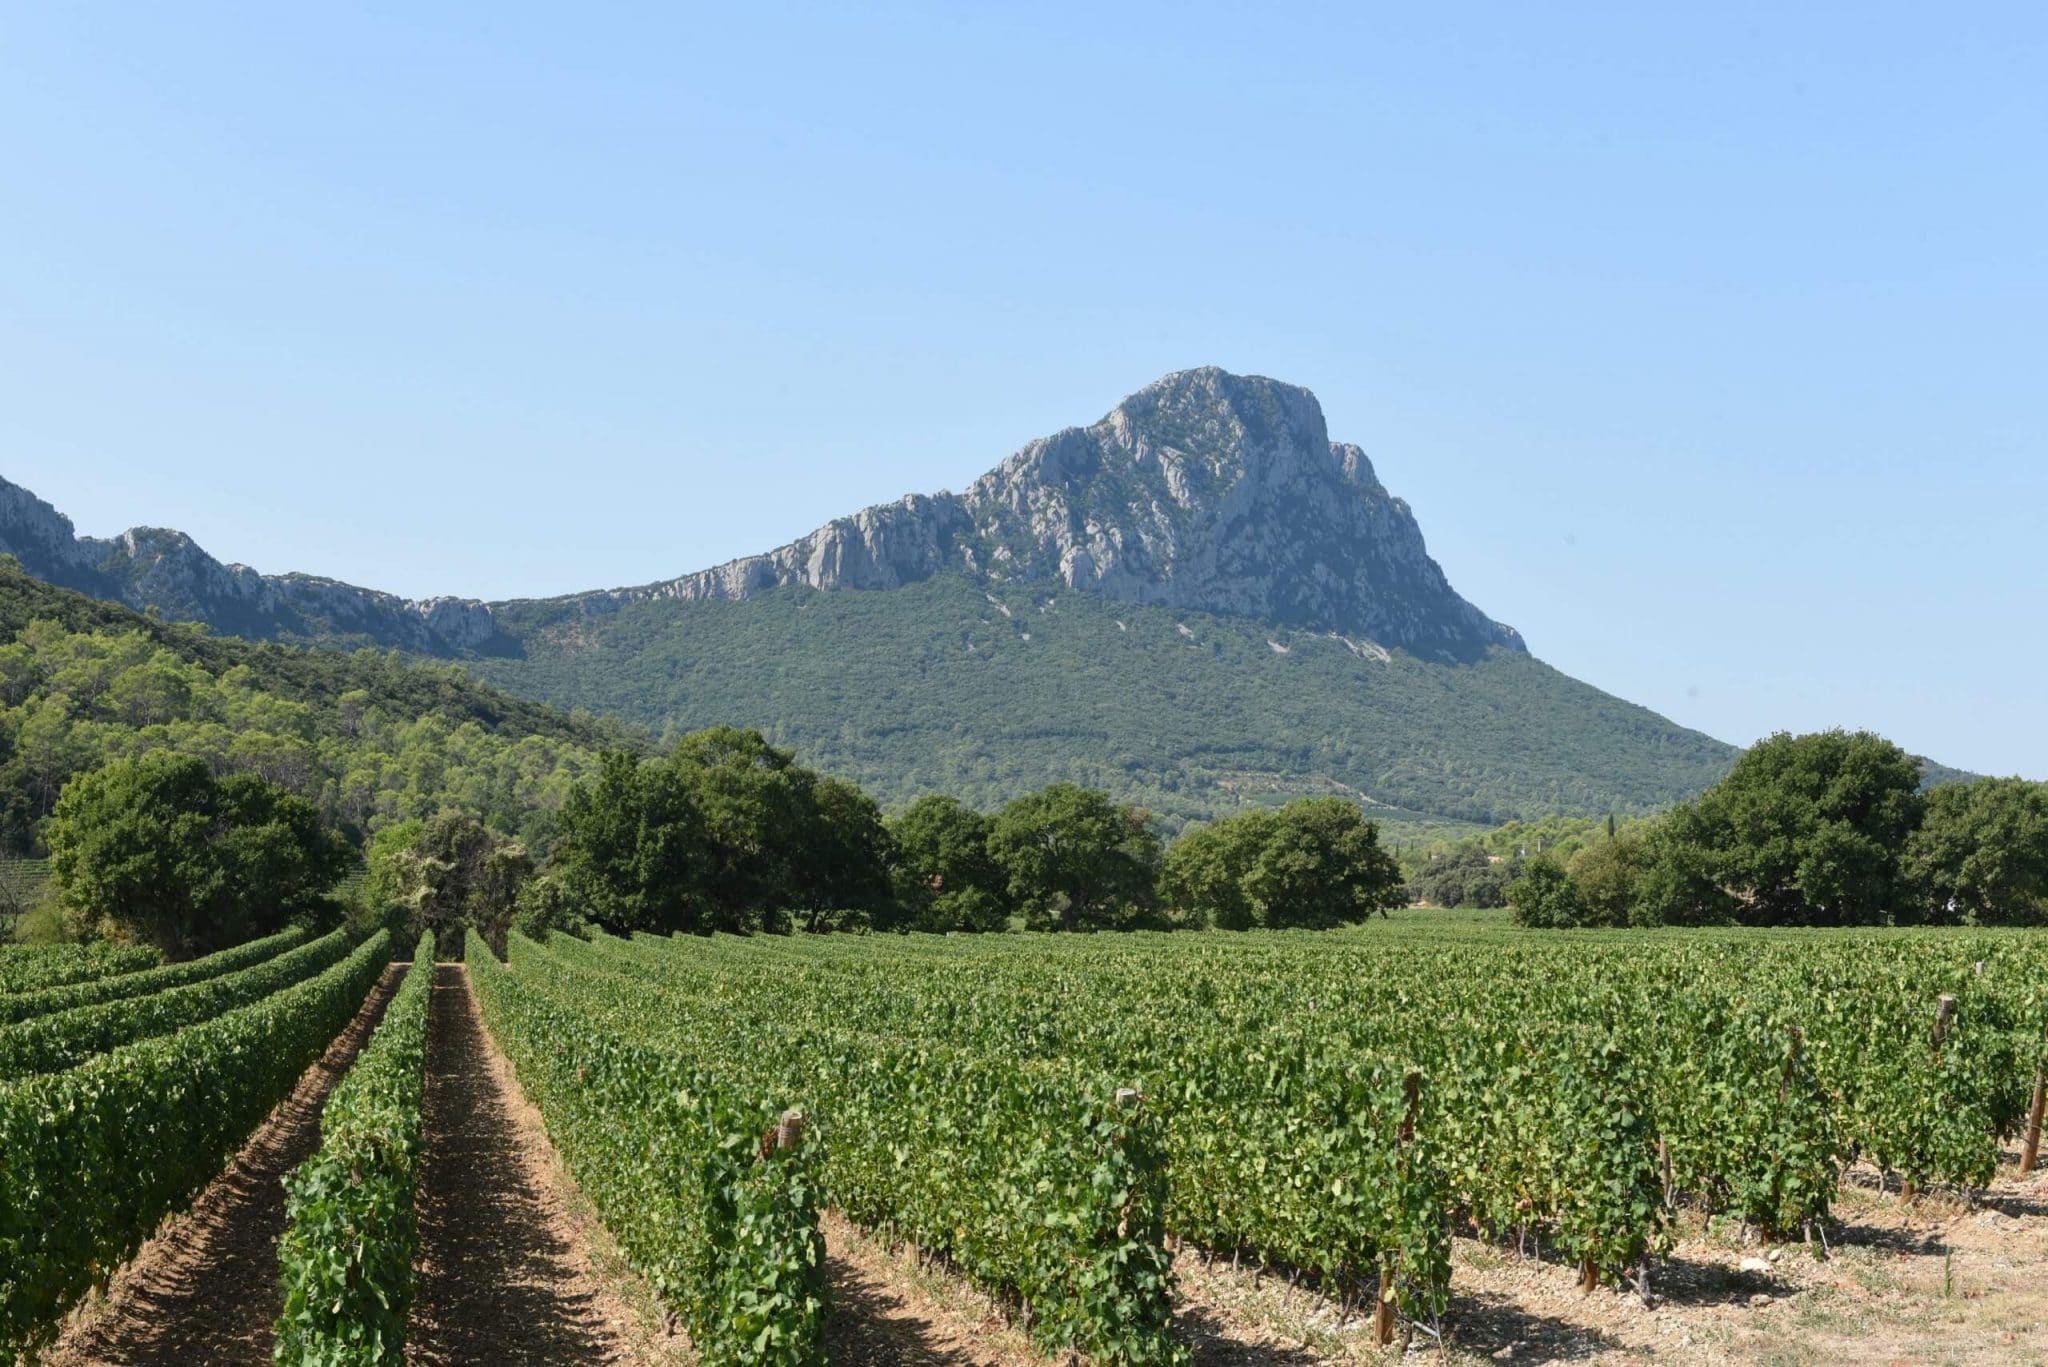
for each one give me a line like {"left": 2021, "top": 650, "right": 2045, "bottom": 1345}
{"left": 30, "top": 957, "right": 1300, "bottom": 1366}
{"left": 39, "top": 962, "right": 682, "bottom": 1367}
{"left": 44, "top": 963, "right": 406, "bottom": 1366}
{"left": 66, "top": 958, "right": 2048, "bottom": 1365}
{"left": 408, "top": 962, "right": 680, "bottom": 1364}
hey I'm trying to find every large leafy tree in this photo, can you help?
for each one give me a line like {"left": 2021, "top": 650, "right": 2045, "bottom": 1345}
{"left": 1161, "top": 811, "right": 1267, "bottom": 929}
{"left": 1563, "top": 829, "right": 1654, "bottom": 928}
{"left": 47, "top": 751, "right": 347, "bottom": 956}
{"left": 988, "top": 783, "right": 1161, "bottom": 931}
{"left": 1240, "top": 799, "right": 1403, "bottom": 927}
{"left": 550, "top": 749, "right": 705, "bottom": 934}
{"left": 1404, "top": 843, "right": 1520, "bottom": 909}
{"left": 1164, "top": 798, "right": 1403, "bottom": 929}
{"left": 1636, "top": 730, "right": 1923, "bottom": 926}
{"left": 1506, "top": 855, "right": 1586, "bottom": 929}
{"left": 794, "top": 776, "right": 895, "bottom": 926}
{"left": 669, "top": 726, "right": 819, "bottom": 931}
{"left": 547, "top": 729, "right": 895, "bottom": 935}
{"left": 1906, "top": 777, "right": 2048, "bottom": 925}
{"left": 887, "top": 795, "right": 1011, "bottom": 931}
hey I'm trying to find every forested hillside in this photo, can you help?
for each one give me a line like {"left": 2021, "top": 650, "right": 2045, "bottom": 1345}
{"left": 484, "top": 573, "right": 1735, "bottom": 832}
{"left": 0, "top": 560, "right": 626, "bottom": 851}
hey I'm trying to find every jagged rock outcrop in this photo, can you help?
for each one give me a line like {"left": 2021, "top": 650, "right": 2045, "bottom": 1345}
{"left": 3, "top": 367, "right": 1520, "bottom": 661}
{"left": 563, "top": 368, "right": 1521, "bottom": 661}
{"left": 0, "top": 478, "right": 501, "bottom": 652}
{"left": 605, "top": 493, "right": 974, "bottom": 606}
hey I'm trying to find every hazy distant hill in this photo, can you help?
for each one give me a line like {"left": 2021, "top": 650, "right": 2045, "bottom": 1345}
{"left": 1, "top": 368, "right": 1742, "bottom": 826}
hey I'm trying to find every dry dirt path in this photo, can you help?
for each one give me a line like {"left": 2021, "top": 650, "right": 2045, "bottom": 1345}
{"left": 406, "top": 963, "right": 685, "bottom": 1366}
{"left": 43, "top": 961, "right": 406, "bottom": 1366}
{"left": 819, "top": 1211, "right": 1340, "bottom": 1366}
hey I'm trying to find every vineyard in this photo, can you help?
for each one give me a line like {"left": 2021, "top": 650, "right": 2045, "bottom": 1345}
{"left": 467, "top": 921, "right": 2048, "bottom": 1362}
{"left": 3, "top": 918, "right": 2048, "bottom": 1364}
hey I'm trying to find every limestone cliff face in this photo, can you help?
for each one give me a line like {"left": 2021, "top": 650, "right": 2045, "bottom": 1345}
{"left": 569, "top": 368, "right": 1521, "bottom": 660}
{"left": 2, "top": 367, "right": 1520, "bottom": 661}
{"left": 605, "top": 492, "right": 974, "bottom": 606}
{"left": 0, "top": 479, "right": 500, "bottom": 652}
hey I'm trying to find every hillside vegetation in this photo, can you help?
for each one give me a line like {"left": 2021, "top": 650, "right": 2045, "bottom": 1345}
{"left": 0, "top": 561, "right": 622, "bottom": 852}
{"left": 483, "top": 573, "right": 1736, "bottom": 832}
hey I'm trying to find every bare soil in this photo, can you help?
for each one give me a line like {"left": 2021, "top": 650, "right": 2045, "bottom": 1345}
{"left": 1164, "top": 1152, "right": 2048, "bottom": 1366}
{"left": 42, "top": 962, "right": 406, "bottom": 1366}
{"left": 407, "top": 963, "right": 689, "bottom": 1366}
{"left": 822, "top": 1210, "right": 1047, "bottom": 1365}
{"left": 820, "top": 1212, "right": 1355, "bottom": 1366}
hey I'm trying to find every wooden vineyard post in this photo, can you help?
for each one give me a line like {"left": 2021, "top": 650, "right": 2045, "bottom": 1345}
{"left": 2023, "top": 1066, "right": 2047, "bottom": 1173}
{"left": 1932, "top": 994, "right": 1957, "bottom": 1061}
{"left": 759, "top": 1108, "right": 805, "bottom": 1158}
{"left": 1375, "top": 1069, "right": 1424, "bottom": 1347}
{"left": 1780, "top": 1026, "right": 1802, "bottom": 1106}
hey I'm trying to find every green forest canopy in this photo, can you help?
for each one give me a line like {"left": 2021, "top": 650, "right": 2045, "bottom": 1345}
{"left": 479, "top": 573, "right": 1741, "bottom": 832}
{"left": 0, "top": 560, "right": 628, "bottom": 853}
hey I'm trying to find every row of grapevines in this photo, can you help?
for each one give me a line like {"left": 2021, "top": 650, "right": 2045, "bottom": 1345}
{"left": 595, "top": 931, "right": 1638, "bottom": 1301}
{"left": 0, "top": 929, "right": 392, "bottom": 1359}
{"left": 0, "top": 941, "right": 158, "bottom": 995}
{"left": 516, "top": 932, "right": 1188, "bottom": 1364}
{"left": 588, "top": 930, "right": 1460, "bottom": 1323}
{"left": 0, "top": 925, "right": 356, "bottom": 1080}
{"left": 274, "top": 933, "right": 436, "bottom": 1367}
{"left": 0, "top": 924, "right": 309, "bottom": 1025}
{"left": 464, "top": 931, "right": 829, "bottom": 1367}
{"left": 602, "top": 927, "right": 2048, "bottom": 1295}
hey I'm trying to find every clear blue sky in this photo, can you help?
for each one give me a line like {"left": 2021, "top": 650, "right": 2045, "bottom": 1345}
{"left": 3, "top": 4, "right": 2043, "bottom": 778}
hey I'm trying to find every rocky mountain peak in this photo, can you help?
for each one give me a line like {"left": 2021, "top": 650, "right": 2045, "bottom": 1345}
{"left": 934, "top": 368, "right": 1521, "bottom": 659}
{"left": 533, "top": 368, "right": 1522, "bottom": 661}
{"left": 2, "top": 368, "right": 1521, "bottom": 661}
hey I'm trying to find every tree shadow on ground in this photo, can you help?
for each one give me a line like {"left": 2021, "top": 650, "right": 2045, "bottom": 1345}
{"left": 407, "top": 966, "right": 623, "bottom": 1365}
{"left": 823, "top": 1247, "right": 1008, "bottom": 1366}
{"left": 1173, "top": 1303, "right": 1331, "bottom": 1366}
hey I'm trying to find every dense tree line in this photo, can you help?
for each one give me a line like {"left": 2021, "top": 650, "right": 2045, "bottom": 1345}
{"left": 43, "top": 752, "right": 349, "bottom": 956}
{"left": 440, "top": 735, "right": 1411, "bottom": 940}
{"left": 1506, "top": 730, "right": 2048, "bottom": 928}
{"left": 1400, "top": 813, "right": 1649, "bottom": 909}
{"left": 17, "top": 566, "right": 2038, "bottom": 953}
{"left": 2, "top": 566, "right": 1411, "bottom": 950}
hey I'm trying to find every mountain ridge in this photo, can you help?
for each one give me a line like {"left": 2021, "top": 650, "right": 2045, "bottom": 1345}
{"left": 1, "top": 367, "right": 1744, "bottom": 826}
{"left": 512, "top": 369, "right": 1524, "bottom": 664}
{"left": 4, "top": 369, "right": 1519, "bottom": 663}
{"left": 0, "top": 477, "right": 497, "bottom": 651}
